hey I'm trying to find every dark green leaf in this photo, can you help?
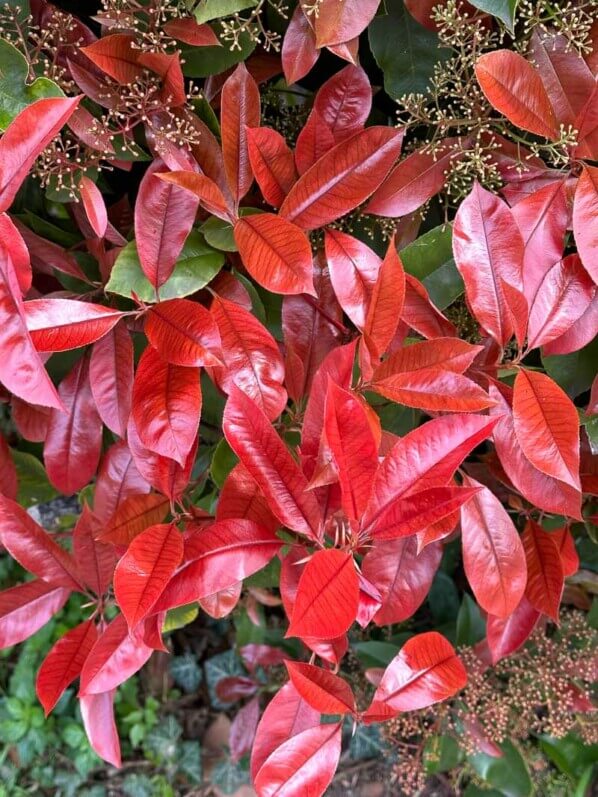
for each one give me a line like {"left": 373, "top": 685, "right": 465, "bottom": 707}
{"left": 170, "top": 654, "right": 202, "bottom": 694}
{"left": 181, "top": 29, "right": 256, "bottom": 77}
{"left": 469, "top": 0, "right": 518, "bottom": 32}
{"left": 424, "top": 734, "right": 461, "bottom": 774}
{"left": 400, "top": 224, "right": 463, "bottom": 310}
{"left": 456, "top": 594, "right": 485, "bottom": 647}
{"left": 192, "top": 0, "right": 258, "bottom": 24}
{"left": 0, "top": 40, "right": 63, "bottom": 130}
{"left": 469, "top": 740, "right": 533, "bottom": 797}
{"left": 542, "top": 337, "right": 598, "bottom": 398}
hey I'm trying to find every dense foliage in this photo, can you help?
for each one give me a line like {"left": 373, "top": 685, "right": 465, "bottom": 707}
{"left": 0, "top": 0, "right": 596, "bottom": 794}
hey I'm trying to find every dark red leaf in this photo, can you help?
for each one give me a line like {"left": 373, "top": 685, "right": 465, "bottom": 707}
{"left": 73, "top": 505, "right": 116, "bottom": 596}
{"left": 281, "top": 6, "right": 319, "bottom": 85}
{"left": 486, "top": 594, "right": 540, "bottom": 664}
{"left": 230, "top": 695, "right": 260, "bottom": 764}
{"left": 573, "top": 165, "right": 598, "bottom": 284}
{"left": 81, "top": 34, "right": 142, "bottom": 83}
{"left": 221, "top": 63, "right": 260, "bottom": 205}
{"left": 246, "top": 127, "right": 297, "bottom": 208}
{"left": 89, "top": 321, "right": 133, "bottom": 438}
{"left": 522, "top": 519, "right": 564, "bottom": 622}
{"left": 312, "top": 65, "right": 372, "bottom": 142}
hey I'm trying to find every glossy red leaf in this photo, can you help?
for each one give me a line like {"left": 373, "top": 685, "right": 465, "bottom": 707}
{"left": 0, "top": 580, "right": 70, "bottom": 649}
{"left": 366, "top": 143, "right": 458, "bottom": 217}
{"left": 24, "top": 299, "right": 125, "bottom": 352}
{"left": 453, "top": 182, "right": 525, "bottom": 347}
{"left": 44, "top": 355, "right": 103, "bottom": 495}
{"left": 324, "top": 381, "right": 378, "bottom": 521}
{"left": 489, "top": 386, "right": 582, "bottom": 519}
{"left": 223, "top": 386, "right": 322, "bottom": 538}
{"left": 211, "top": 294, "right": 287, "bottom": 420}
{"left": 251, "top": 681, "right": 320, "bottom": 780}
{"left": 311, "top": 0, "right": 379, "bottom": 47}
{"left": 522, "top": 519, "right": 564, "bottom": 622}
{"left": 216, "top": 675, "right": 258, "bottom": 703}
{"left": 79, "top": 613, "right": 153, "bottom": 696}
{"left": 552, "top": 526, "right": 579, "bottom": 577}
{"left": 364, "top": 237, "right": 406, "bottom": 360}
{"left": 230, "top": 695, "right": 260, "bottom": 764}
{"left": 543, "top": 292, "right": 598, "bottom": 356}
{"left": 0, "top": 493, "right": 82, "bottom": 589}
{"left": 132, "top": 346, "right": 201, "bottom": 467}
{"left": 12, "top": 217, "right": 89, "bottom": 283}
{"left": 460, "top": 476, "right": 527, "bottom": 618}
{"left": 157, "top": 170, "right": 232, "bottom": 221}
{"left": 81, "top": 34, "right": 141, "bottom": 83}
{"left": 373, "top": 338, "right": 481, "bottom": 381}
{"left": 79, "top": 176, "right": 107, "bottom": 238}
{"left": 73, "top": 505, "right": 116, "bottom": 596}
{"left": 280, "top": 126, "right": 403, "bottom": 229}
{"left": 216, "top": 464, "right": 279, "bottom": 532}
{"left": 312, "top": 65, "right": 372, "bottom": 142}
{"left": 281, "top": 6, "right": 319, "bottom": 85}
{"left": 286, "top": 549, "right": 359, "bottom": 640}
{"left": 97, "top": 492, "right": 170, "bottom": 546}
{"left": 362, "top": 538, "right": 442, "bottom": 626}
{"left": 527, "top": 255, "right": 595, "bottom": 350}
{"left": 93, "top": 440, "right": 150, "bottom": 524}
{"left": 234, "top": 213, "right": 315, "bottom": 296}
{"left": 0, "top": 97, "right": 80, "bottom": 212}
{"left": 246, "top": 127, "right": 297, "bottom": 208}
{"left": 199, "top": 582, "right": 242, "bottom": 619}
{"left": 89, "top": 321, "right": 133, "bottom": 438}
{"left": 36, "top": 620, "right": 98, "bottom": 715}
{"left": 364, "top": 632, "right": 467, "bottom": 722}
{"left": 362, "top": 414, "right": 498, "bottom": 535}
{"left": 0, "top": 214, "right": 30, "bottom": 294}
{"left": 294, "top": 109, "right": 336, "bottom": 175}
{"left": 486, "top": 594, "right": 541, "bottom": 664}
{"left": 11, "top": 398, "right": 50, "bottom": 443}
{"left": 402, "top": 274, "right": 456, "bottom": 339}
{"left": 0, "top": 432, "right": 17, "bottom": 499}
{"left": 475, "top": 50, "right": 558, "bottom": 139}
{"left": 221, "top": 63, "right": 260, "bottom": 205}
{"left": 153, "top": 519, "right": 281, "bottom": 612}
{"left": 371, "top": 367, "right": 494, "bottom": 413}
{"left": 114, "top": 523, "right": 183, "bottom": 629}
{"left": 163, "top": 17, "right": 220, "bottom": 46}
{"left": 285, "top": 660, "right": 355, "bottom": 715}
{"left": 134, "top": 160, "right": 200, "bottom": 290}
{"left": 254, "top": 720, "right": 342, "bottom": 797}
{"left": 573, "top": 165, "right": 598, "bottom": 284}
{"left": 325, "top": 229, "right": 379, "bottom": 329}
{"left": 513, "top": 369, "right": 580, "bottom": 491}
{"left": 145, "top": 298, "right": 222, "bottom": 367}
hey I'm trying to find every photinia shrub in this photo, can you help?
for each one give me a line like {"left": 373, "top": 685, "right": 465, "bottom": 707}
{"left": 0, "top": 1, "right": 596, "bottom": 794}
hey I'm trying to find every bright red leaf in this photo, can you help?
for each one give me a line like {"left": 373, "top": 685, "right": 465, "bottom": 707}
{"left": 145, "top": 298, "right": 222, "bottom": 367}
{"left": 221, "top": 63, "right": 261, "bottom": 206}
{"left": 285, "top": 660, "right": 355, "bottom": 715}
{"left": 522, "top": 519, "right": 564, "bottom": 622}
{"left": 24, "top": 299, "right": 125, "bottom": 352}
{"left": 89, "top": 321, "right": 133, "bottom": 438}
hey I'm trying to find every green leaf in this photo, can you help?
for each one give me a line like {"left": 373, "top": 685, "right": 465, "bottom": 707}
{"left": 11, "top": 450, "right": 58, "bottom": 508}
{"left": 211, "top": 757, "right": 251, "bottom": 794}
{"left": 400, "top": 224, "right": 463, "bottom": 310}
{"left": 352, "top": 640, "right": 399, "bottom": 668}
{"left": 178, "top": 740, "right": 202, "bottom": 784}
{"left": 163, "top": 604, "right": 199, "bottom": 633}
{"left": 469, "top": 740, "right": 533, "bottom": 797}
{"left": 181, "top": 28, "right": 256, "bottom": 77}
{"left": 106, "top": 231, "right": 224, "bottom": 302}
{"left": 428, "top": 570, "right": 460, "bottom": 625}
{"left": 245, "top": 556, "right": 281, "bottom": 589}
{"left": 192, "top": 0, "right": 258, "bottom": 24}
{"left": 469, "top": 0, "right": 518, "bottom": 32}
{"left": 201, "top": 207, "right": 261, "bottom": 252}
{"left": 348, "top": 723, "right": 387, "bottom": 761}
{"left": 0, "top": 40, "right": 63, "bottom": 130}
{"left": 582, "top": 414, "right": 598, "bottom": 456}
{"left": 542, "top": 337, "right": 598, "bottom": 398}
{"left": 540, "top": 734, "right": 598, "bottom": 780}
{"left": 210, "top": 438, "right": 238, "bottom": 488}
{"left": 424, "top": 734, "right": 461, "bottom": 774}
{"left": 144, "top": 716, "right": 182, "bottom": 762}
{"left": 456, "top": 594, "right": 485, "bottom": 647}
{"left": 369, "top": 0, "right": 449, "bottom": 100}
{"left": 169, "top": 653, "right": 202, "bottom": 694}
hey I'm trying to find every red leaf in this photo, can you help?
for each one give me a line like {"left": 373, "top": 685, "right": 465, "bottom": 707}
{"left": 79, "top": 176, "right": 107, "bottom": 238}
{"left": 285, "top": 660, "right": 355, "bottom": 715}
{"left": 403, "top": 274, "right": 456, "bottom": 339}
{"left": 80, "top": 690, "right": 121, "bottom": 768}
{"left": 216, "top": 675, "right": 258, "bottom": 703}
{"left": 11, "top": 398, "right": 50, "bottom": 443}
{"left": 79, "top": 614, "right": 153, "bottom": 695}
{"left": 73, "top": 505, "right": 116, "bottom": 595}
{"left": 362, "top": 414, "right": 498, "bottom": 534}
{"left": 89, "top": 321, "right": 133, "bottom": 438}
{"left": 44, "top": 355, "right": 103, "bottom": 494}
{"left": 324, "top": 381, "right": 378, "bottom": 521}
{"left": 223, "top": 386, "right": 322, "bottom": 538}
{"left": 325, "top": 229, "right": 380, "bottom": 329}
{"left": 0, "top": 580, "right": 70, "bottom": 649}
{"left": 163, "top": 17, "right": 220, "bottom": 46}
{"left": 460, "top": 476, "right": 527, "bottom": 618}
{"left": 513, "top": 369, "right": 580, "bottom": 491}
{"left": 251, "top": 681, "right": 320, "bottom": 781}
{"left": 362, "top": 537, "right": 442, "bottom": 626}
{"left": 97, "top": 492, "right": 170, "bottom": 546}
{"left": 552, "top": 526, "right": 579, "bottom": 577}
{"left": 157, "top": 170, "right": 232, "bottom": 221}
{"left": 0, "top": 214, "right": 30, "bottom": 294}
{"left": 114, "top": 523, "right": 183, "bottom": 629}
{"left": 221, "top": 63, "right": 261, "bottom": 205}
{"left": 145, "top": 298, "right": 222, "bottom": 367}
{"left": 134, "top": 160, "right": 200, "bottom": 290}
{"left": 24, "top": 299, "right": 125, "bottom": 352}
{"left": 527, "top": 255, "right": 595, "bottom": 350}
{"left": 295, "top": 109, "right": 336, "bottom": 175}
{"left": 234, "top": 213, "right": 315, "bottom": 296}
{"left": 373, "top": 338, "right": 481, "bottom": 381}
{"left": 371, "top": 368, "right": 494, "bottom": 413}
{"left": 573, "top": 165, "right": 598, "bottom": 284}
{"left": 12, "top": 217, "right": 89, "bottom": 283}
{"left": 254, "top": 721, "right": 342, "bottom": 797}
{"left": 366, "top": 143, "right": 458, "bottom": 217}
{"left": 486, "top": 594, "right": 540, "bottom": 664}
{"left": 217, "top": 464, "right": 279, "bottom": 533}
{"left": 0, "top": 97, "right": 80, "bottom": 212}
{"left": 363, "top": 237, "right": 406, "bottom": 359}
{"left": 281, "top": 6, "right": 318, "bottom": 85}
{"left": 93, "top": 440, "right": 150, "bottom": 524}
{"left": 286, "top": 549, "right": 359, "bottom": 640}
{"left": 152, "top": 519, "right": 282, "bottom": 612}
{"left": 36, "top": 620, "right": 98, "bottom": 715}
{"left": 138, "top": 51, "right": 186, "bottom": 107}
{"left": 81, "top": 34, "right": 141, "bottom": 83}
{"left": 312, "top": 65, "right": 372, "bottom": 142}
{"left": 280, "top": 126, "right": 403, "bottom": 230}
{"left": 489, "top": 386, "right": 582, "bottom": 519}
{"left": 522, "top": 519, "right": 564, "bottom": 622}
{"left": 364, "top": 632, "right": 467, "bottom": 722}
{"left": 475, "top": 50, "right": 558, "bottom": 139}
{"left": 132, "top": 346, "right": 201, "bottom": 467}
{"left": 230, "top": 695, "right": 260, "bottom": 764}
{"left": 246, "top": 127, "right": 297, "bottom": 208}
{"left": 453, "top": 182, "right": 525, "bottom": 347}
{"left": 311, "top": 0, "right": 380, "bottom": 48}
{"left": 211, "top": 295, "right": 287, "bottom": 420}
{"left": 0, "top": 433, "right": 17, "bottom": 499}
{"left": 543, "top": 292, "right": 598, "bottom": 356}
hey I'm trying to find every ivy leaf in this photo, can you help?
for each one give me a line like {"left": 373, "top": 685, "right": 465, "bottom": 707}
{"left": 169, "top": 653, "right": 203, "bottom": 693}
{"left": 204, "top": 649, "right": 245, "bottom": 709}
{"left": 469, "top": 0, "right": 518, "bottom": 32}
{"left": 211, "top": 756, "right": 251, "bottom": 794}
{"left": 0, "top": 40, "right": 63, "bottom": 131}
{"left": 369, "top": 0, "right": 449, "bottom": 100}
